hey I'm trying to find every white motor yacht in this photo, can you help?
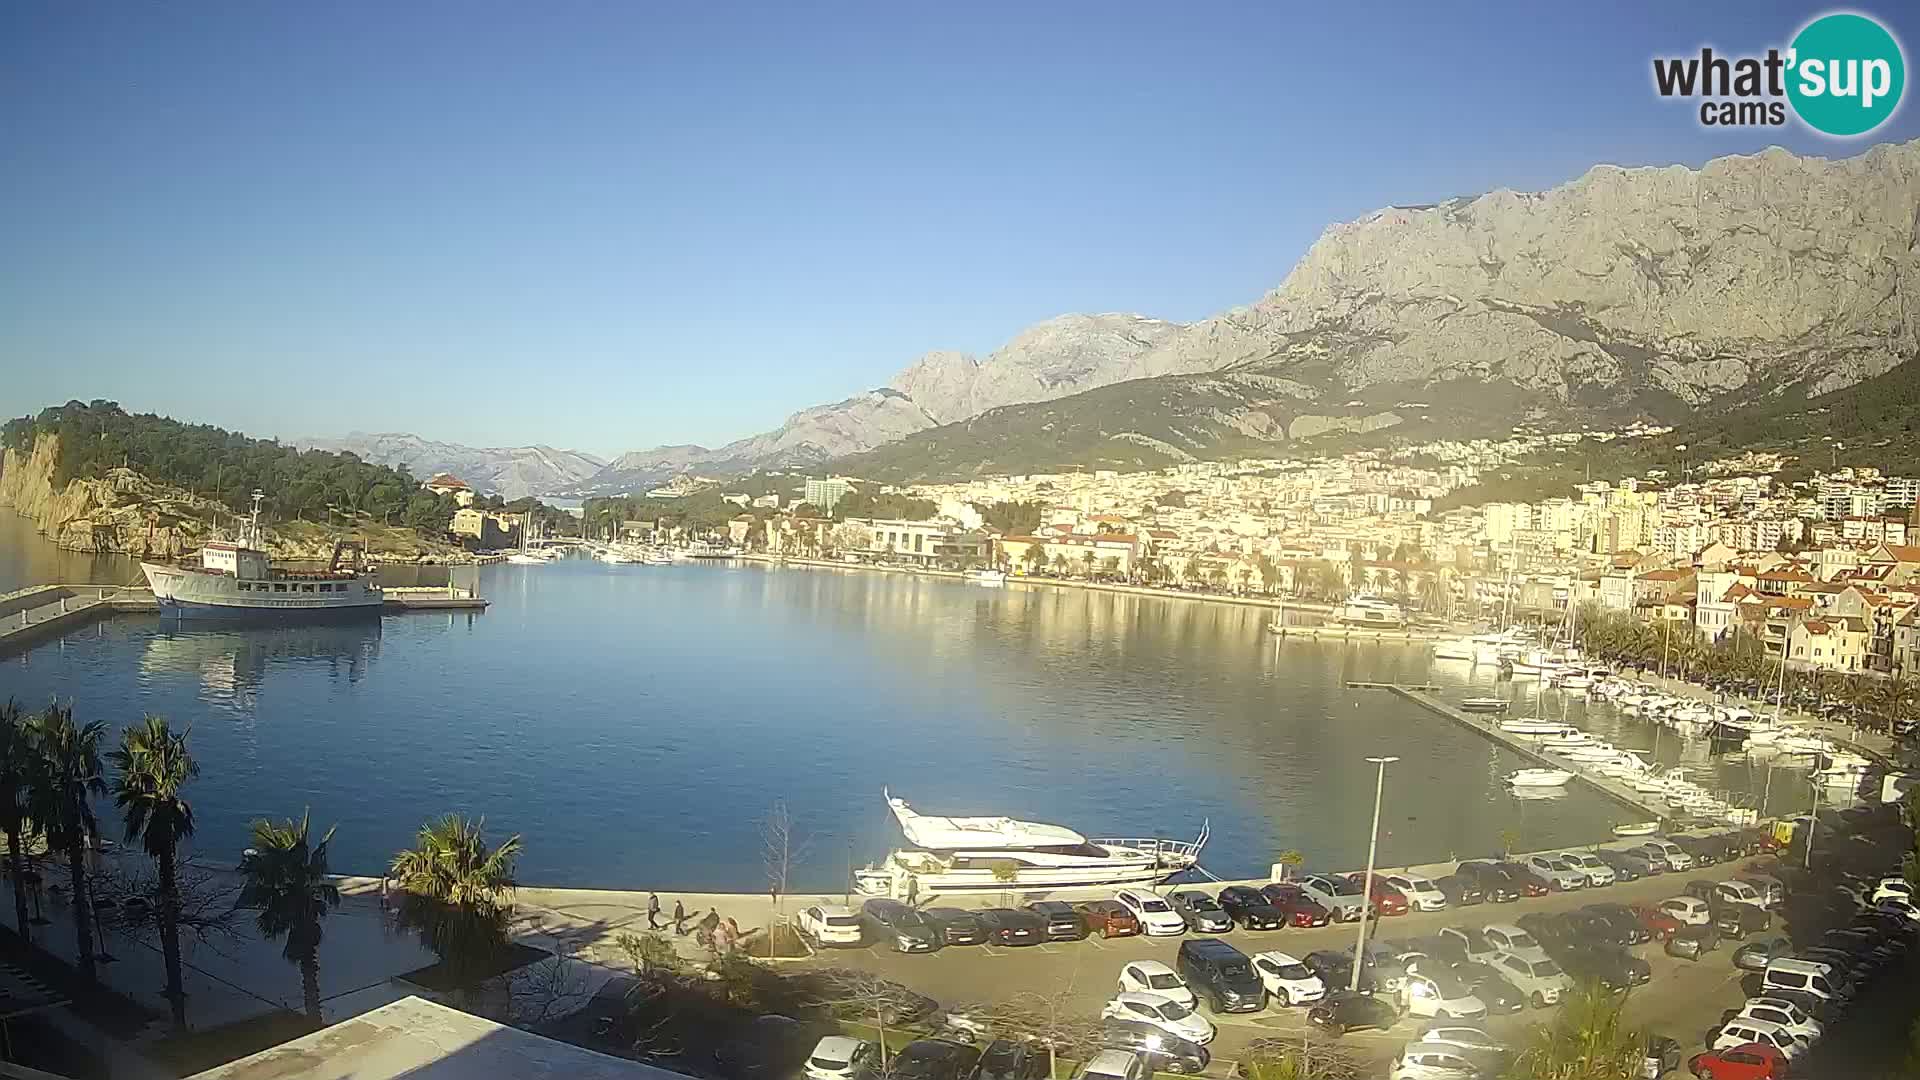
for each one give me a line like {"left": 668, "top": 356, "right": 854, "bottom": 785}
{"left": 852, "top": 793, "right": 1207, "bottom": 898}
{"left": 1507, "top": 768, "right": 1574, "bottom": 788}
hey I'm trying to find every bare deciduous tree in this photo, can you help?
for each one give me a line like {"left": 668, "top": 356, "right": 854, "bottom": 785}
{"left": 1238, "top": 1036, "right": 1365, "bottom": 1080}
{"left": 967, "top": 961, "right": 1103, "bottom": 1080}
{"left": 762, "top": 799, "right": 810, "bottom": 920}
{"left": 95, "top": 859, "right": 242, "bottom": 958}
{"left": 805, "top": 968, "right": 933, "bottom": 1073}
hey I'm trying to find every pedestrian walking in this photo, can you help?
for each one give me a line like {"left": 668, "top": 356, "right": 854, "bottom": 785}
{"left": 672, "top": 899, "right": 688, "bottom": 936}
{"left": 905, "top": 874, "right": 919, "bottom": 907}
{"left": 647, "top": 892, "right": 663, "bottom": 931}
{"left": 700, "top": 907, "right": 721, "bottom": 937}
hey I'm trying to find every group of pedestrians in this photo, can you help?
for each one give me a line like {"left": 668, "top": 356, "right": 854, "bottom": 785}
{"left": 646, "top": 892, "right": 744, "bottom": 955}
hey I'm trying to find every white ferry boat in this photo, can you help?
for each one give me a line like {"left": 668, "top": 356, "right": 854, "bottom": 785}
{"left": 1331, "top": 594, "right": 1407, "bottom": 629}
{"left": 852, "top": 792, "right": 1207, "bottom": 898}
{"left": 963, "top": 568, "right": 1008, "bottom": 586}
{"left": 139, "top": 492, "right": 382, "bottom": 619}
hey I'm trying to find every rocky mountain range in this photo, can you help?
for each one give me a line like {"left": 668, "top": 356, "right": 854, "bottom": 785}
{"left": 298, "top": 432, "right": 605, "bottom": 500}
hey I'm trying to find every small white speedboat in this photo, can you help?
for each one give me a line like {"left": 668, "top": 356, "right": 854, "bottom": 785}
{"left": 1507, "top": 768, "right": 1575, "bottom": 788}
{"left": 1500, "top": 720, "right": 1577, "bottom": 736}
{"left": 1612, "top": 822, "right": 1660, "bottom": 837}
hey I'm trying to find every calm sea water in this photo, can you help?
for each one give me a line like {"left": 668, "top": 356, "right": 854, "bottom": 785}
{"left": 0, "top": 513, "right": 1808, "bottom": 890}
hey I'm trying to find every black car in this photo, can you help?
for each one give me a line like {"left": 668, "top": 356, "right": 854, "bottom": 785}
{"left": 1302, "top": 950, "right": 1373, "bottom": 994}
{"left": 1398, "top": 934, "right": 1461, "bottom": 969}
{"left": 1305, "top": 991, "right": 1400, "bottom": 1036}
{"left": 1453, "top": 861, "right": 1521, "bottom": 902}
{"left": 1675, "top": 837, "right": 1721, "bottom": 867}
{"left": 1682, "top": 879, "right": 1722, "bottom": 903}
{"left": 1516, "top": 912, "right": 1577, "bottom": 952}
{"left": 977, "top": 908, "right": 1047, "bottom": 946}
{"left": 1216, "top": 885, "right": 1286, "bottom": 930}
{"left": 1557, "top": 944, "right": 1651, "bottom": 990}
{"left": 1732, "top": 935, "right": 1794, "bottom": 973}
{"left": 1022, "top": 901, "right": 1086, "bottom": 942}
{"left": 861, "top": 898, "right": 942, "bottom": 953}
{"left": 1435, "top": 874, "right": 1485, "bottom": 907}
{"left": 1579, "top": 904, "right": 1652, "bottom": 946}
{"left": 891, "top": 1040, "right": 982, "bottom": 1080}
{"left": 1175, "top": 939, "right": 1265, "bottom": 1013}
{"left": 1168, "top": 890, "right": 1233, "bottom": 933}
{"left": 1800, "top": 946, "right": 1873, "bottom": 985}
{"left": 713, "top": 1015, "right": 825, "bottom": 1080}
{"left": 921, "top": 907, "right": 987, "bottom": 946}
{"left": 1101, "top": 1020, "right": 1210, "bottom": 1074}
{"left": 1438, "top": 925, "right": 1499, "bottom": 964}
{"left": 1597, "top": 848, "right": 1661, "bottom": 879}
{"left": 975, "top": 1040, "right": 1045, "bottom": 1080}
{"left": 1450, "top": 960, "right": 1526, "bottom": 1014}
{"left": 1665, "top": 924, "right": 1719, "bottom": 961}
{"left": 1709, "top": 899, "right": 1770, "bottom": 939}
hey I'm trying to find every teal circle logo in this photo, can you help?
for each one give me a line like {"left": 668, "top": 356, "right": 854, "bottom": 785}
{"left": 1788, "top": 13, "right": 1905, "bottom": 136}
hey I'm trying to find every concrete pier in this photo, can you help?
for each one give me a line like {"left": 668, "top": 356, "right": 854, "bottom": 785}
{"left": 0, "top": 583, "right": 130, "bottom": 658}
{"left": 1385, "top": 684, "right": 1674, "bottom": 821}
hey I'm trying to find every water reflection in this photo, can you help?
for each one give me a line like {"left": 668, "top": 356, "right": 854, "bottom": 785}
{"left": 140, "top": 622, "right": 382, "bottom": 711}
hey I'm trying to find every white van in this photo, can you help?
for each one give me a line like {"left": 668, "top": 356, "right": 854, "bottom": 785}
{"left": 1762, "top": 958, "right": 1849, "bottom": 1004}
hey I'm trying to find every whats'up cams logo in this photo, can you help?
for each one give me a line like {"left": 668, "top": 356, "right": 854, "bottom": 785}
{"left": 1653, "top": 11, "right": 1905, "bottom": 136}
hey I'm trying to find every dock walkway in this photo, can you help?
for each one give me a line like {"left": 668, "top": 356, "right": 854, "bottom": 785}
{"left": 1384, "top": 684, "right": 1672, "bottom": 820}
{"left": 0, "top": 583, "right": 135, "bottom": 658}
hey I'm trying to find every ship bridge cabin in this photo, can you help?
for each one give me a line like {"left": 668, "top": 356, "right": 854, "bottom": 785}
{"left": 200, "top": 542, "right": 270, "bottom": 579}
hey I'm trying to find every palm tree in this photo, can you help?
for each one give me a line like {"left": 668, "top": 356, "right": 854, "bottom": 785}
{"left": 27, "top": 702, "right": 107, "bottom": 984}
{"left": 390, "top": 815, "right": 522, "bottom": 1005}
{"left": 236, "top": 812, "right": 340, "bottom": 1024}
{"left": 109, "top": 716, "right": 198, "bottom": 1029}
{"left": 0, "top": 701, "right": 38, "bottom": 937}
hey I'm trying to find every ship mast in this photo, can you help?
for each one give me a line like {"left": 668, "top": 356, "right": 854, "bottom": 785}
{"left": 246, "top": 489, "right": 264, "bottom": 548}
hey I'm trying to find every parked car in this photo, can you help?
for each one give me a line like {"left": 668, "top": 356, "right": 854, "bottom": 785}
{"left": 1730, "top": 997, "right": 1822, "bottom": 1043}
{"left": 978, "top": 908, "right": 1047, "bottom": 946}
{"left": 1595, "top": 847, "right": 1658, "bottom": 880}
{"left": 1515, "top": 912, "right": 1578, "bottom": 952}
{"left": 805, "top": 1036, "right": 877, "bottom": 1080}
{"left": 860, "top": 899, "right": 942, "bottom": 953}
{"left": 1626, "top": 902, "right": 1683, "bottom": 941}
{"left": 1676, "top": 835, "right": 1722, "bottom": 867}
{"left": 1022, "top": 900, "right": 1087, "bottom": 942}
{"left": 975, "top": 1040, "right": 1046, "bottom": 1080}
{"left": 1714, "top": 879, "right": 1770, "bottom": 912}
{"left": 1638, "top": 840, "right": 1695, "bottom": 872}
{"left": 1666, "top": 924, "right": 1720, "bottom": 961}
{"left": 1493, "top": 861, "right": 1552, "bottom": 897}
{"left": 1250, "top": 950, "right": 1328, "bottom": 1006}
{"left": 1118, "top": 960, "right": 1195, "bottom": 1009}
{"left": 1562, "top": 909, "right": 1634, "bottom": 949}
{"left": 1438, "top": 926, "right": 1499, "bottom": 964}
{"left": 1706, "top": 1019, "right": 1805, "bottom": 1062}
{"left": 1305, "top": 991, "right": 1402, "bottom": 1037}
{"left": 1711, "top": 899, "right": 1771, "bottom": 939}
{"left": 1434, "top": 874, "right": 1485, "bottom": 907}
{"left": 1099, "top": 1021, "right": 1209, "bottom": 1075}
{"left": 1577, "top": 903, "right": 1652, "bottom": 945}
{"left": 1658, "top": 896, "right": 1712, "bottom": 927}
{"left": 1388, "top": 1046, "right": 1487, "bottom": 1080}
{"left": 1259, "top": 883, "right": 1333, "bottom": 928}
{"left": 1101, "top": 993, "right": 1215, "bottom": 1046}
{"left": 1558, "top": 851, "right": 1616, "bottom": 887}
{"left": 921, "top": 907, "right": 987, "bottom": 946}
{"left": 1448, "top": 961, "right": 1525, "bottom": 1014}
{"left": 1490, "top": 950, "right": 1569, "bottom": 1009}
{"left": 1451, "top": 861, "right": 1520, "bottom": 903}
{"left": 1114, "top": 889, "right": 1187, "bottom": 936}
{"left": 1733, "top": 937, "right": 1795, "bottom": 973}
{"left": 1555, "top": 944, "right": 1651, "bottom": 990}
{"left": 1870, "top": 875, "right": 1913, "bottom": 905}
{"left": 1682, "top": 880, "right": 1722, "bottom": 903}
{"left": 1303, "top": 949, "right": 1372, "bottom": 994}
{"left": 1299, "top": 874, "right": 1369, "bottom": 922}
{"left": 1415, "top": 1026, "right": 1507, "bottom": 1056}
{"left": 891, "top": 1041, "right": 984, "bottom": 1080}
{"left": 1685, "top": 1042, "right": 1790, "bottom": 1080}
{"left": 1480, "top": 923, "right": 1546, "bottom": 960}
{"left": 1354, "top": 940, "right": 1410, "bottom": 995}
{"left": 1217, "top": 885, "right": 1286, "bottom": 930}
{"left": 797, "top": 904, "right": 865, "bottom": 947}
{"left": 718, "top": 1016, "right": 829, "bottom": 1080}
{"left": 1168, "top": 890, "right": 1233, "bottom": 934}
{"left": 1074, "top": 900, "right": 1141, "bottom": 939}
{"left": 1384, "top": 873, "right": 1451, "bottom": 913}
{"left": 1175, "top": 939, "right": 1265, "bottom": 1014}
{"left": 1522, "top": 854, "right": 1589, "bottom": 892}
{"left": 1400, "top": 968, "right": 1488, "bottom": 1020}
{"left": 1073, "top": 1049, "right": 1147, "bottom": 1080}
{"left": 1348, "top": 873, "right": 1411, "bottom": 916}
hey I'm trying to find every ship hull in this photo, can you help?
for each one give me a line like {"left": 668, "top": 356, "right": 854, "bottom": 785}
{"left": 142, "top": 562, "right": 383, "bottom": 619}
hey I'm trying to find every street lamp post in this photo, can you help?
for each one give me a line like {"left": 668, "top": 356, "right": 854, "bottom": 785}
{"left": 1351, "top": 755, "right": 1399, "bottom": 992}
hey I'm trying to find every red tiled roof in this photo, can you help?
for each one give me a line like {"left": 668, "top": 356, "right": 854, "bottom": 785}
{"left": 1637, "top": 568, "right": 1692, "bottom": 581}
{"left": 425, "top": 473, "right": 470, "bottom": 489}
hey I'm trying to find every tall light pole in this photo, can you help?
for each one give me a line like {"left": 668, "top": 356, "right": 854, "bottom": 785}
{"left": 1351, "top": 755, "right": 1399, "bottom": 992}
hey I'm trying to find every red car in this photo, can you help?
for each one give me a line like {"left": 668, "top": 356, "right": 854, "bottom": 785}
{"left": 1628, "top": 902, "right": 1684, "bottom": 941}
{"left": 1072, "top": 900, "right": 1141, "bottom": 938}
{"left": 1345, "top": 873, "right": 1410, "bottom": 916}
{"left": 1494, "top": 862, "right": 1551, "bottom": 898}
{"left": 1687, "top": 1041, "right": 1789, "bottom": 1079}
{"left": 1258, "top": 884, "right": 1332, "bottom": 927}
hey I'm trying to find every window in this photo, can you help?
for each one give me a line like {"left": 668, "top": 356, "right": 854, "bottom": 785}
{"left": 236, "top": 583, "right": 249, "bottom": 591}
{"left": 302, "top": 584, "right": 316, "bottom": 593}
{"left": 274, "top": 584, "right": 287, "bottom": 592}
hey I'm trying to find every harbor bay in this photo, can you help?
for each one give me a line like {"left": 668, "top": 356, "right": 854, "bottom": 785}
{"left": 0, "top": 513, "right": 1813, "bottom": 893}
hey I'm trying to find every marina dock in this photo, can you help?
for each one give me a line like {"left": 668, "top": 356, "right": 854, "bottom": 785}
{"left": 1380, "top": 683, "right": 1673, "bottom": 821}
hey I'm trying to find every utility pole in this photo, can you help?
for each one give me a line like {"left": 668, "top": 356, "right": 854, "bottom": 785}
{"left": 1351, "top": 755, "right": 1399, "bottom": 992}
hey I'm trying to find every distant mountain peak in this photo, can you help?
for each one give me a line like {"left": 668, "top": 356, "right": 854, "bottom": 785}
{"left": 298, "top": 432, "right": 606, "bottom": 499}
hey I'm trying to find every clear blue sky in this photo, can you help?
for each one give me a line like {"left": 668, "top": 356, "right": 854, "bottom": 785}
{"left": 3, "top": 1, "right": 1915, "bottom": 458}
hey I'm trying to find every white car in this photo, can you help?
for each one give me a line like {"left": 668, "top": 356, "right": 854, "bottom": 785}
{"left": 805, "top": 1037, "right": 877, "bottom": 1080}
{"left": 1657, "top": 896, "right": 1711, "bottom": 927}
{"left": 1638, "top": 840, "right": 1694, "bottom": 872}
{"left": 1101, "top": 992, "right": 1215, "bottom": 1046}
{"left": 1558, "top": 851, "right": 1615, "bottom": 887}
{"left": 1713, "top": 879, "right": 1768, "bottom": 911}
{"left": 1401, "top": 970, "right": 1487, "bottom": 1021}
{"left": 1250, "top": 951, "right": 1326, "bottom": 1006}
{"left": 1481, "top": 923, "right": 1547, "bottom": 962}
{"left": 1521, "top": 854, "right": 1587, "bottom": 892}
{"left": 1298, "top": 874, "right": 1368, "bottom": 922}
{"left": 1075, "top": 1050, "right": 1148, "bottom": 1080}
{"left": 1114, "top": 889, "right": 1187, "bottom": 937}
{"left": 1437, "top": 926, "right": 1498, "bottom": 963}
{"left": 1390, "top": 1047, "right": 1483, "bottom": 1080}
{"left": 1415, "top": 1027, "right": 1505, "bottom": 1055}
{"left": 1385, "top": 874, "right": 1449, "bottom": 912}
{"left": 1116, "top": 960, "right": 1195, "bottom": 1009}
{"left": 1491, "top": 950, "right": 1569, "bottom": 1009}
{"left": 796, "top": 904, "right": 864, "bottom": 946}
{"left": 1711, "top": 1017, "right": 1807, "bottom": 1060}
{"left": 1871, "top": 876, "right": 1913, "bottom": 905}
{"left": 1735, "top": 997, "right": 1823, "bottom": 1043}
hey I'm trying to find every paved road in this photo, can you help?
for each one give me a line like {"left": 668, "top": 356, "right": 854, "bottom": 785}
{"left": 793, "top": 863, "right": 1770, "bottom": 1073}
